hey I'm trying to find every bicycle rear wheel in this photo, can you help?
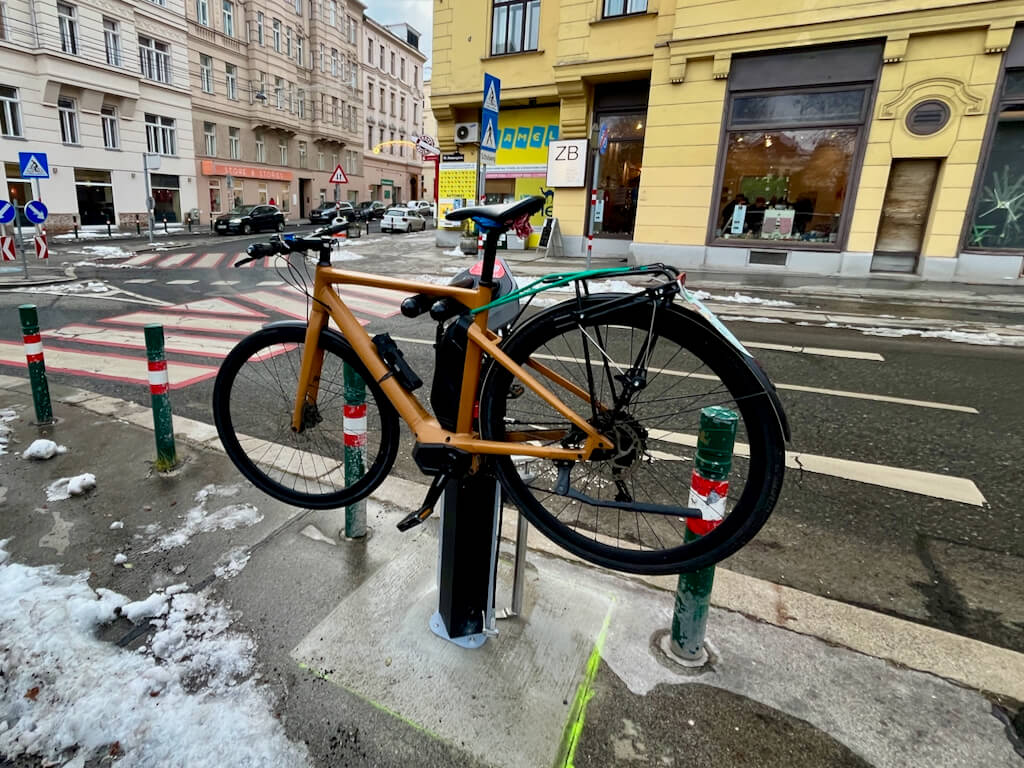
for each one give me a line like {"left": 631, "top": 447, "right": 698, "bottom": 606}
{"left": 213, "top": 324, "right": 399, "bottom": 509}
{"left": 478, "top": 296, "right": 785, "bottom": 574}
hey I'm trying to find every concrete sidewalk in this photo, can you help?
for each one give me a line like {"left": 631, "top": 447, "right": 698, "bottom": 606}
{"left": 0, "top": 373, "right": 1021, "bottom": 767}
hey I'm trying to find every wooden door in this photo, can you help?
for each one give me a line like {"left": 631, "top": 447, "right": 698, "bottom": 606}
{"left": 872, "top": 159, "right": 940, "bottom": 273}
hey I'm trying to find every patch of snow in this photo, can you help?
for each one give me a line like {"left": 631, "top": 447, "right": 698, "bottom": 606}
{"left": 113, "top": 553, "right": 128, "bottom": 565}
{"left": 0, "top": 408, "right": 19, "bottom": 456}
{"left": 17, "top": 281, "right": 112, "bottom": 294}
{"left": 71, "top": 260, "right": 136, "bottom": 269}
{"left": 152, "top": 485, "right": 261, "bottom": 551}
{"left": 45, "top": 473, "right": 96, "bottom": 502}
{"left": 443, "top": 246, "right": 465, "bottom": 257}
{"left": 705, "top": 291, "right": 796, "bottom": 307}
{"left": 0, "top": 541, "right": 308, "bottom": 767}
{"left": 213, "top": 547, "right": 251, "bottom": 579}
{"left": 120, "top": 591, "right": 168, "bottom": 623}
{"left": 718, "top": 316, "right": 786, "bottom": 324}
{"left": 109, "top": 521, "right": 124, "bottom": 530}
{"left": 22, "top": 439, "right": 68, "bottom": 460}
{"left": 53, "top": 231, "right": 132, "bottom": 240}
{"left": 82, "top": 245, "right": 132, "bottom": 259}
{"left": 843, "top": 325, "right": 1024, "bottom": 347}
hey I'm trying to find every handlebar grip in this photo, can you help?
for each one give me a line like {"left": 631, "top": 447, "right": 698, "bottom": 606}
{"left": 401, "top": 294, "right": 434, "bottom": 319}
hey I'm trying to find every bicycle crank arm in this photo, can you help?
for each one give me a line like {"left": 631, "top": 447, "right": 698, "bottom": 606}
{"left": 550, "top": 463, "right": 700, "bottom": 518}
{"left": 397, "top": 472, "right": 449, "bottom": 532}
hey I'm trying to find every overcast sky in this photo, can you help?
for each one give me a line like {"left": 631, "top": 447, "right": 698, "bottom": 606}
{"left": 365, "top": 0, "right": 434, "bottom": 74}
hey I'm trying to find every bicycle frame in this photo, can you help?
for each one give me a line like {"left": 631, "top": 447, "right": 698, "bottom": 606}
{"left": 293, "top": 262, "right": 615, "bottom": 462}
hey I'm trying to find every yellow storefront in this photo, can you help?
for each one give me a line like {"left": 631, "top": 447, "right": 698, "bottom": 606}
{"left": 432, "top": 1, "right": 1024, "bottom": 283}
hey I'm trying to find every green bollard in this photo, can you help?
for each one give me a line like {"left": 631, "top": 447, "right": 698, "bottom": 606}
{"left": 18, "top": 305, "right": 53, "bottom": 425}
{"left": 670, "top": 405, "right": 739, "bottom": 664}
{"left": 144, "top": 324, "right": 178, "bottom": 471}
{"left": 343, "top": 363, "right": 367, "bottom": 538}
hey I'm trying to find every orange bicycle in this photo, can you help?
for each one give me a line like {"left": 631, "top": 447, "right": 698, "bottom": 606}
{"left": 212, "top": 196, "right": 788, "bottom": 574}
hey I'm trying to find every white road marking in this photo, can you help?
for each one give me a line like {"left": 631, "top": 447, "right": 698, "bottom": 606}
{"left": 743, "top": 341, "right": 885, "bottom": 362}
{"left": 210, "top": 280, "right": 241, "bottom": 286}
{"left": 257, "top": 280, "right": 283, "bottom": 286}
{"left": 0, "top": 341, "right": 217, "bottom": 387}
{"left": 236, "top": 290, "right": 370, "bottom": 326}
{"left": 121, "top": 253, "right": 163, "bottom": 266}
{"left": 166, "top": 280, "right": 199, "bottom": 285}
{"left": 124, "top": 278, "right": 156, "bottom": 284}
{"left": 102, "top": 311, "right": 266, "bottom": 335}
{"left": 647, "top": 430, "right": 986, "bottom": 506}
{"left": 42, "top": 324, "right": 244, "bottom": 358}
{"left": 191, "top": 253, "right": 225, "bottom": 269}
{"left": 157, "top": 253, "right": 197, "bottom": 268}
{"left": 170, "top": 298, "right": 267, "bottom": 317}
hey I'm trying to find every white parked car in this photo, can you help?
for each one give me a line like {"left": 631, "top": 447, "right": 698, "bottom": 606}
{"left": 407, "top": 200, "right": 434, "bottom": 216}
{"left": 381, "top": 207, "right": 427, "bottom": 233}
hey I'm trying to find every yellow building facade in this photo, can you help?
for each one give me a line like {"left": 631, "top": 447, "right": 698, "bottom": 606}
{"left": 431, "top": 0, "right": 1024, "bottom": 282}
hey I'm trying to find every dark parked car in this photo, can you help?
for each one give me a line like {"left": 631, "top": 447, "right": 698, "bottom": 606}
{"left": 353, "top": 201, "right": 387, "bottom": 221}
{"left": 309, "top": 201, "right": 354, "bottom": 225}
{"left": 215, "top": 205, "right": 285, "bottom": 235}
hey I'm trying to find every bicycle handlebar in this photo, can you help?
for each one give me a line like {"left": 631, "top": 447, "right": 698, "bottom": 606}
{"left": 233, "top": 222, "right": 350, "bottom": 267}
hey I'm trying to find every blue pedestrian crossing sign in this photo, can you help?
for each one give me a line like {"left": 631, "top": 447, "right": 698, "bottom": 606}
{"left": 18, "top": 152, "right": 50, "bottom": 179}
{"left": 480, "top": 73, "right": 501, "bottom": 164}
{"left": 25, "top": 200, "right": 48, "bottom": 224}
{"left": 0, "top": 200, "right": 15, "bottom": 225}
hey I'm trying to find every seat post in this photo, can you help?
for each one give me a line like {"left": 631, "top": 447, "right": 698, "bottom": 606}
{"left": 480, "top": 229, "right": 501, "bottom": 287}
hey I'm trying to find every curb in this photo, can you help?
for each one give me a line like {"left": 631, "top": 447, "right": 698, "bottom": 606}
{"left": 1, "top": 372, "right": 1022, "bottom": 705}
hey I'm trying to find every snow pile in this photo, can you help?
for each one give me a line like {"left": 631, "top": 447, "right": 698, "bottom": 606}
{"left": 45, "top": 473, "right": 96, "bottom": 502}
{"left": 22, "top": 439, "right": 68, "bottom": 460}
{"left": 213, "top": 547, "right": 251, "bottom": 579}
{"left": 829, "top": 323, "right": 1024, "bottom": 347}
{"left": 18, "top": 281, "right": 112, "bottom": 294}
{"left": 0, "top": 408, "right": 17, "bottom": 456}
{"left": 54, "top": 231, "right": 132, "bottom": 240}
{"left": 82, "top": 245, "right": 132, "bottom": 259}
{"left": 153, "top": 485, "right": 262, "bottom": 551}
{"left": 71, "top": 260, "right": 135, "bottom": 269}
{"left": 717, "top": 315, "right": 786, "bottom": 324}
{"left": 113, "top": 553, "right": 128, "bottom": 565}
{"left": 443, "top": 246, "right": 465, "bottom": 257}
{"left": 692, "top": 290, "right": 796, "bottom": 307}
{"left": 109, "top": 521, "right": 124, "bottom": 530}
{"left": 0, "top": 541, "right": 310, "bottom": 767}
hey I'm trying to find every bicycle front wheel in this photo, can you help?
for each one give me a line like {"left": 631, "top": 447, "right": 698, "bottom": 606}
{"left": 479, "top": 296, "right": 786, "bottom": 575}
{"left": 213, "top": 325, "right": 400, "bottom": 509}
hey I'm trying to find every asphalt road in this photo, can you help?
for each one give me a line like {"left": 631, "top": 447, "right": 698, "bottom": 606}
{"left": 2, "top": 229, "right": 1022, "bottom": 654}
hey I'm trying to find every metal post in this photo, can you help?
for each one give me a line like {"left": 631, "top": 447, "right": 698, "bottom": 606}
{"left": 14, "top": 193, "right": 28, "bottom": 278}
{"left": 163, "top": 216, "right": 168, "bottom": 234}
{"left": 73, "top": 215, "right": 79, "bottom": 240}
{"left": 18, "top": 305, "right": 53, "bottom": 425}
{"left": 669, "top": 406, "right": 739, "bottom": 665}
{"left": 143, "top": 324, "right": 177, "bottom": 471}
{"left": 142, "top": 154, "right": 155, "bottom": 245}
{"left": 135, "top": 214, "right": 141, "bottom": 236}
{"left": 106, "top": 218, "right": 112, "bottom": 238}
{"left": 342, "top": 363, "right": 367, "bottom": 539}
{"left": 187, "top": 214, "right": 192, "bottom": 233}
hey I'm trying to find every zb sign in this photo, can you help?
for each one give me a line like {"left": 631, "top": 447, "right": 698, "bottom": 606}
{"left": 546, "top": 139, "right": 588, "bottom": 188}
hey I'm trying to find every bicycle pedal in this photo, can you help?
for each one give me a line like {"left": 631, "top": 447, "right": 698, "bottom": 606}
{"left": 396, "top": 505, "right": 435, "bottom": 532}
{"left": 397, "top": 472, "right": 449, "bottom": 532}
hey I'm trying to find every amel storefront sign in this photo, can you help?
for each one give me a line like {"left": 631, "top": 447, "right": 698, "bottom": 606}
{"left": 201, "top": 160, "right": 293, "bottom": 182}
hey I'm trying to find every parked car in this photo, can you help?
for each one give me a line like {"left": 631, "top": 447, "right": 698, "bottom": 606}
{"left": 215, "top": 205, "right": 285, "bottom": 235}
{"left": 309, "top": 201, "right": 354, "bottom": 225}
{"left": 407, "top": 200, "right": 434, "bottom": 215}
{"left": 381, "top": 207, "right": 428, "bottom": 233}
{"left": 353, "top": 201, "right": 387, "bottom": 221}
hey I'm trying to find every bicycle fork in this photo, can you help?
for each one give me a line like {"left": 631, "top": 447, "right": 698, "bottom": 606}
{"left": 291, "top": 302, "right": 330, "bottom": 433}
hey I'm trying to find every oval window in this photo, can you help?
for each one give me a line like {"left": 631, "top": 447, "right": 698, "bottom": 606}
{"left": 906, "top": 100, "right": 951, "bottom": 136}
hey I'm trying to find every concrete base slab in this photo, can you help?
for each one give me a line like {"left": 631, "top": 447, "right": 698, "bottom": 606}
{"left": 291, "top": 534, "right": 614, "bottom": 768}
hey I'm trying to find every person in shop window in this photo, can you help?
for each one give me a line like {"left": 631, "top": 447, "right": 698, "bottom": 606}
{"left": 747, "top": 197, "right": 767, "bottom": 236}
{"left": 720, "top": 193, "right": 748, "bottom": 233}
{"left": 269, "top": 197, "right": 276, "bottom": 206}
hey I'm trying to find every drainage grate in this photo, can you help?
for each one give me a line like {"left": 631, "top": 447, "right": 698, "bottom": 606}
{"left": 749, "top": 250, "right": 787, "bottom": 266}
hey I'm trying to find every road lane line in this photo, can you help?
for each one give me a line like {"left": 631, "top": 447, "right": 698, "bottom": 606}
{"left": 166, "top": 279, "right": 199, "bottom": 285}
{"left": 42, "top": 324, "right": 248, "bottom": 358}
{"left": 209, "top": 280, "right": 240, "bottom": 286}
{"left": 124, "top": 278, "right": 156, "bottom": 284}
{"left": 743, "top": 341, "right": 885, "bottom": 362}
{"left": 389, "top": 340, "right": 976, "bottom": 414}
{"left": 646, "top": 429, "right": 986, "bottom": 506}
{"left": 0, "top": 341, "right": 217, "bottom": 388}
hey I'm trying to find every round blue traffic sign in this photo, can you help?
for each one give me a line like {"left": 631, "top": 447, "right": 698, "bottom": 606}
{"left": 0, "top": 200, "right": 14, "bottom": 225}
{"left": 25, "top": 200, "right": 48, "bottom": 225}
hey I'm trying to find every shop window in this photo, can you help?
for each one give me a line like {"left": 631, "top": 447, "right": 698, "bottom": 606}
{"left": 714, "top": 88, "right": 871, "bottom": 247}
{"left": 490, "top": 0, "right": 539, "bottom": 56}
{"left": 74, "top": 169, "right": 114, "bottom": 226}
{"left": 591, "top": 113, "right": 644, "bottom": 237}
{"left": 209, "top": 181, "right": 222, "bottom": 214}
{"left": 151, "top": 174, "right": 181, "bottom": 223}
{"left": 966, "top": 70, "right": 1024, "bottom": 251}
{"left": 603, "top": 0, "right": 646, "bottom": 18}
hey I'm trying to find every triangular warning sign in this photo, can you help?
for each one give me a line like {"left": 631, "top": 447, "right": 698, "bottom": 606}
{"left": 481, "top": 119, "right": 497, "bottom": 151}
{"left": 23, "top": 156, "right": 46, "bottom": 177}
{"left": 329, "top": 164, "right": 349, "bottom": 184}
{"left": 483, "top": 83, "right": 499, "bottom": 113}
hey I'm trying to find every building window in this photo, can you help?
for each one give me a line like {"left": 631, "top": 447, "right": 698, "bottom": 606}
{"left": 294, "top": 0, "right": 301, "bottom": 15}
{"left": 317, "top": 151, "right": 324, "bottom": 170}
{"left": 0, "top": 3, "right": 8, "bottom": 40}
{"left": 225, "top": 64, "right": 237, "bottom": 99}
{"left": 367, "top": 125, "right": 373, "bottom": 146}
{"left": 297, "top": 88, "right": 305, "bottom": 118}
{"left": 389, "top": 131, "right": 395, "bottom": 154}
{"left": 967, "top": 70, "right": 1024, "bottom": 250}
{"left": 275, "top": 76, "right": 284, "bottom": 109}
{"left": 400, "top": 57, "right": 406, "bottom": 81}
{"left": 197, "top": 0, "right": 209, "bottom": 25}
{"left": 279, "top": 139, "right": 288, "bottom": 165}
{"left": 603, "top": 0, "right": 645, "bottom": 17}
{"left": 101, "top": 105, "right": 119, "bottom": 149}
{"left": 222, "top": 0, "right": 234, "bottom": 36}
{"left": 389, "top": 91, "right": 395, "bottom": 116}
{"left": 367, "top": 80, "right": 374, "bottom": 108}
{"left": 379, "top": 86, "right": 384, "bottom": 111}
{"left": 366, "top": 36, "right": 372, "bottom": 63}
{"left": 57, "top": 3, "right": 78, "bottom": 54}
{"left": 332, "top": 96, "right": 339, "bottom": 124}
{"left": 350, "top": 58, "right": 358, "bottom": 88}
{"left": 102, "top": 19, "right": 121, "bottom": 66}
{"left": 139, "top": 37, "right": 172, "bottom": 84}
{"left": 0, "top": 86, "right": 21, "bottom": 137}
{"left": 200, "top": 54, "right": 214, "bottom": 93}
{"left": 272, "top": 18, "right": 281, "bottom": 51}
{"left": 145, "top": 114, "right": 176, "bottom": 155}
{"left": 328, "top": 0, "right": 336, "bottom": 25}
{"left": 714, "top": 88, "right": 871, "bottom": 246}
{"left": 204, "top": 122, "right": 217, "bottom": 155}
{"left": 400, "top": 95, "right": 405, "bottom": 120}
{"left": 228, "top": 126, "right": 240, "bottom": 159}
{"left": 348, "top": 15, "right": 356, "bottom": 43}
{"left": 285, "top": 26, "right": 292, "bottom": 56}
{"left": 330, "top": 152, "right": 337, "bottom": 168}
{"left": 288, "top": 83, "right": 295, "bottom": 113}
{"left": 58, "top": 96, "right": 78, "bottom": 144}
{"left": 390, "top": 51, "right": 395, "bottom": 74}
{"left": 256, "top": 11, "right": 264, "bottom": 44}
{"left": 209, "top": 180, "right": 222, "bottom": 214}
{"left": 414, "top": 64, "right": 418, "bottom": 86}
{"left": 379, "top": 44, "right": 384, "bottom": 68}
{"left": 257, "top": 71, "right": 267, "bottom": 104}
{"left": 280, "top": 185, "right": 290, "bottom": 212}
{"left": 297, "top": 35, "right": 304, "bottom": 67}
{"left": 299, "top": 140, "right": 307, "bottom": 167}
{"left": 255, "top": 135, "right": 265, "bottom": 162}
{"left": 490, "top": 0, "right": 539, "bottom": 55}
{"left": 331, "top": 48, "right": 338, "bottom": 76}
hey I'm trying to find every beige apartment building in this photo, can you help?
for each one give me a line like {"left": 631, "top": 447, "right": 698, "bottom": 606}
{"left": 0, "top": 0, "right": 198, "bottom": 232}
{"left": 361, "top": 18, "right": 426, "bottom": 205}
{"left": 187, "top": 0, "right": 364, "bottom": 223}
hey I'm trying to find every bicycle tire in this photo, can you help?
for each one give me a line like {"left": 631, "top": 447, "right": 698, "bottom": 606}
{"left": 479, "top": 296, "right": 785, "bottom": 575}
{"left": 213, "top": 324, "right": 400, "bottom": 510}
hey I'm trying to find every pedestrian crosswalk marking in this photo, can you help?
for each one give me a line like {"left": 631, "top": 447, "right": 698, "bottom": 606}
{"left": 42, "top": 324, "right": 247, "bottom": 358}
{"left": 210, "top": 280, "right": 240, "bottom": 286}
{"left": 167, "top": 280, "right": 199, "bottom": 285}
{"left": 122, "top": 253, "right": 164, "bottom": 267}
{"left": 159, "top": 253, "right": 199, "bottom": 268}
{"left": 0, "top": 341, "right": 217, "bottom": 388}
{"left": 257, "top": 280, "right": 283, "bottom": 286}
{"left": 235, "top": 291, "right": 369, "bottom": 327}
{"left": 103, "top": 311, "right": 266, "bottom": 335}
{"left": 169, "top": 298, "right": 268, "bottom": 318}
{"left": 191, "top": 253, "right": 227, "bottom": 269}
{"left": 124, "top": 279, "right": 157, "bottom": 284}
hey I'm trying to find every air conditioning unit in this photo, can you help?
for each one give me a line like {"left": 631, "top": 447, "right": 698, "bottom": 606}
{"left": 454, "top": 122, "right": 479, "bottom": 144}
